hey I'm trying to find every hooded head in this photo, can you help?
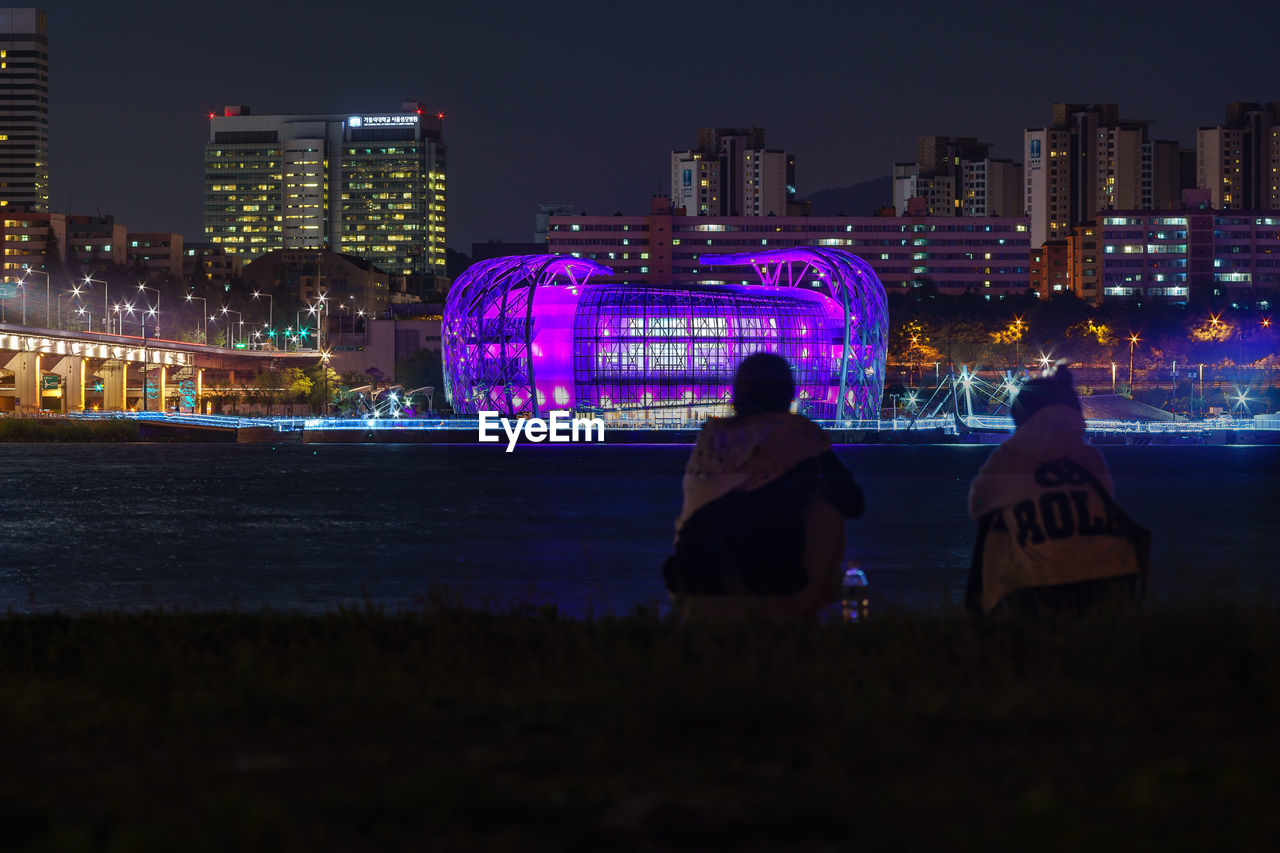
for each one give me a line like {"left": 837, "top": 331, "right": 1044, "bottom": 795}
{"left": 732, "top": 352, "right": 795, "bottom": 417}
{"left": 1012, "top": 366, "right": 1082, "bottom": 427}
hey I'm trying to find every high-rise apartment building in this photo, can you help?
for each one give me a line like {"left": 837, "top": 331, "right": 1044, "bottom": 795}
{"left": 1197, "top": 102, "right": 1280, "bottom": 210}
{"left": 0, "top": 8, "right": 48, "bottom": 213}
{"left": 671, "top": 128, "right": 794, "bottom": 216}
{"left": 204, "top": 103, "right": 447, "bottom": 279}
{"left": 892, "top": 136, "right": 1021, "bottom": 217}
{"left": 1024, "top": 104, "right": 1183, "bottom": 247}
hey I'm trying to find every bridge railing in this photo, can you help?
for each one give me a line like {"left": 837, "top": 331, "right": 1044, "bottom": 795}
{"left": 62, "top": 410, "right": 1280, "bottom": 435}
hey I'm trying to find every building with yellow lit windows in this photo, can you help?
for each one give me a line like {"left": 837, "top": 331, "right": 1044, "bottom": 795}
{"left": 204, "top": 102, "right": 446, "bottom": 283}
{"left": 0, "top": 8, "right": 49, "bottom": 213}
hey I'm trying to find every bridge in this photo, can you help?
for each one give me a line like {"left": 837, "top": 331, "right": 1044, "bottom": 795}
{"left": 0, "top": 322, "right": 319, "bottom": 414}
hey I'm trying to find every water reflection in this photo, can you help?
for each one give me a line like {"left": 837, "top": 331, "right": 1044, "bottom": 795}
{"left": 0, "top": 443, "right": 1275, "bottom": 615}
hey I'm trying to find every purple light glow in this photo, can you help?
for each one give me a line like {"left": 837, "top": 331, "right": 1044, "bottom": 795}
{"left": 443, "top": 249, "right": 888, "bottom": 419}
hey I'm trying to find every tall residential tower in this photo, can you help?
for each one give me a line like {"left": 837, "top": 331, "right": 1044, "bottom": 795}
{"left": 1024, "top": 104, "right": 1183, "bottom": 247}
{"left": 204, "top": 103, "right": 447, "bottom": 279}
{"left": 671, "top": 128, "right": 795, "bottom": 216}
{"left": 0, "top": 8, "right": 48, "bottom": 213}
{"left": 1197, "top": 102, "right": 1280, "bottom": 210}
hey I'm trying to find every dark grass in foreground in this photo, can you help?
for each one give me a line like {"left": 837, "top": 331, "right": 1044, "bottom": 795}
{"left": 1, "top": 601, "right": 1277, "bottom": 851}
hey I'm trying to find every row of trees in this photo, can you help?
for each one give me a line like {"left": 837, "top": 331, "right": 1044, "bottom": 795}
{"left": 201, "top": 350, "right": 446, "bottom": 416}
{"left": 887, "top": 289, "right": 1278, "bottom": 378}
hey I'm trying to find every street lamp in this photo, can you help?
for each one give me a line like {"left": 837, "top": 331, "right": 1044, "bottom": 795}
{"left": 134, "top": 284, "right": 160, "bottom": 412}
{"left": 185, "top": 294, "right": 207, "bottom": 344}
{"left": 74, "top": 306, "right": 92, "bottom": 332}
{"left": 1127, "top": 333, "right": 1140, "bottom": 385}
{"left": 20, "top": 269, "right": 50, "bottom": 327}
{"left": 136, "top": 283, "right": 160, "bottom": 338}
{"left": 1111, "top": 361, "right": 1117, "bottom": 392}
{"left": 84, "top": 276, "right": 109, "bottom": 333}
{"left": 252, "top": 290, "right": 273, "bottom": 335}
{"left": 320, "top": 349, "right": 332, "bottom": 417}
{"left": 56, "top": 288, "right": 83, "bottom": 329}
{"left": 1198, "top": 363, "right": 1205, "bottom": 419}
{"left": 1012, "top": 316, "right": 1026, "bottom": 369}
{"left": 218, "top": 307, "right": 243, "bottom": 348}
{"left": 309, "top": 293, "right": 328, "bottom": 352}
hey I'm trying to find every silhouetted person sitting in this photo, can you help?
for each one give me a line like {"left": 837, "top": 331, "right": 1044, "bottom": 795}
{"left": 967, "top": 367, "right": 1148, "bottom": 615}
{"left": 663, "top": 352, "right": 864, "bottom": 620}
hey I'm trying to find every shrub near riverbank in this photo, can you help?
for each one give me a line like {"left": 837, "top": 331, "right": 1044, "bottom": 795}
{"left": 0, "top": 603, "right": 1276, "bottom": 850}
{"left": 0, "top": 417, "right": 139, "bottom": 442}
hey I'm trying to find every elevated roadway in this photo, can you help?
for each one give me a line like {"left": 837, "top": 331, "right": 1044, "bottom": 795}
{"left": 0, "top": 322, "right": 318, "bottom": 414}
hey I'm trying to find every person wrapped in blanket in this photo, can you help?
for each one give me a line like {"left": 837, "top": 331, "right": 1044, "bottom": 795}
{"left": 662, "top": 353, "right": 864, "bottom": 620}
{"left": 967, "top": 366, "right": 1145, "bottom": 614}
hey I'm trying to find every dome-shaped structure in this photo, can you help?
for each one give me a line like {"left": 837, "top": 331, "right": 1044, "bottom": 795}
{"left": 442, "top": 248, "right": 888, "bottom": 421}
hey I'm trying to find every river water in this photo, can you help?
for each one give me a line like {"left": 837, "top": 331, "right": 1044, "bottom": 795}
{"left": 1, "top": 442, "right": 1276, "bottom": 615}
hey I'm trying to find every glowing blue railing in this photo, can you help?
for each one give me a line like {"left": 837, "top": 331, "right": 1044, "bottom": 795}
{"left": 62, "top": 410, "right": 1280, "bottom": 435}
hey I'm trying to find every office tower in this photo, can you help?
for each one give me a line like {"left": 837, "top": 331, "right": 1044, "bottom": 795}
{"left": 0, "top": 8, "right": 48, "bottom": 212}
{"left": 671, "top": 128, "right": 793, "bottom": 216}
{"left": 1024, "top": 104, "right": 1182, "bottom": 247}
{"left": 893, "top": 136, "right": 1021, "bottom": 217}
{"left": 1197, "top": 102, "right": 1280, "bottom": 210}
{"left": 204, "top": 102, "right": 446, "bottom": 278}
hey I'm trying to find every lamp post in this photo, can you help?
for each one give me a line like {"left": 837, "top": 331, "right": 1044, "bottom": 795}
{"left": 219, "top": 307, "right": 243, "bottom": 348}
{"left": 1128, "top": 333, "right": 1140, "bottom": 385}
{"left": 320, "top": 349, "right": 332, "bottom": 417}
{"left": 74, "top": 306, "right": 92, "bottom": 332}
{"left": 136, "top": 283, "right": 160, "bottom": 338}
{"left": 1012, "top": 316, "right": 1026, "bottom": 370}
{"left": 252, "top": 290, "right": 273, "bottom": 338}
{"left": 21, "top": 269, "right": 50, "bottom": 327}
{"left": 56, "top": 288, "right": 82, "bottom": 329}
{"left": 185, "top": 294, "right": 207, "bottom": 344}
{"left": 1198, "top": 363, "right": 1205, "bottom": 419}
{"left": 310, "top": 293, "right": 328, "bottom": 353}
{"left": 1111, "top": 361, "right": 1117, "bottom": 392}
{"left": 83, "top": 276, "right": 109, "bottom": 333}
{"left": 134, "top": 284, "right": 160, "bottom": 411}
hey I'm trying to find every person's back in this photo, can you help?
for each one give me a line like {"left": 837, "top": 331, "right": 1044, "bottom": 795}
{"left": 966, "top": 367, "right": 1148, "bottom": 615}
{"left": 663, "top": 353, "right": 864, "bottom": 620}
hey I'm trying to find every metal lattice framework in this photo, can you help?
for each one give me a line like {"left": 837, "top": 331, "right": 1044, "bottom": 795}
{"left": 571, "top": 285, "right": 838, "bottom": 415}
{"left": 443, "top": 255, "right": 612, "bottom": 416}
{"left": 700, "top": 248, "right": 889, "bottom": 419}
{"left": 443, "top": 248, "right": 888, "bottom": 420}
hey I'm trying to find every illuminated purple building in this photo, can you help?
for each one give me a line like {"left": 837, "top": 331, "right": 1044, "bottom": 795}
{"left": 442, "top": 248, "right": 888, "bottom": 420}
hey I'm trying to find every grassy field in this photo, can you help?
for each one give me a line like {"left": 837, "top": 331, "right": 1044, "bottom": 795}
{"left": 0, "top": 601, "right": 1276, "bottom": 851}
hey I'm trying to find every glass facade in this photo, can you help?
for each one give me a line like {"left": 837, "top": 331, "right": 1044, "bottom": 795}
{"left": 342, "top": 143, "right": 436, "bottom": 276}
{"left": 203, "top": 108, "right": 446, "bottom": 275}
{"left": 444, "top": 249, "right": 888, "bottom": 422}
{"left": 0, "top": 11, "right": 49, "bottom": 212}
{"left": 204, "top": 144, "right": 283, "bottom": 258}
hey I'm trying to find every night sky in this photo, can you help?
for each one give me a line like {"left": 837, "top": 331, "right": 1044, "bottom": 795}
{"left": 47, "top": 1, "right": 1277, "bottom": 252}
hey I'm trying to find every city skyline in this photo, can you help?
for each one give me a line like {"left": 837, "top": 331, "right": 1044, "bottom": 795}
{"left": 35, "top": 1, "right": 1280, "bottom": 253}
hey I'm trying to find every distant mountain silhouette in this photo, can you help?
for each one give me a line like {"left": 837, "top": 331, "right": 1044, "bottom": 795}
{"left": 799, "top": 177, "right": 892, "bottom": 217}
